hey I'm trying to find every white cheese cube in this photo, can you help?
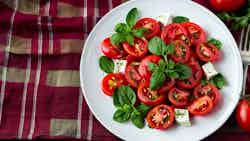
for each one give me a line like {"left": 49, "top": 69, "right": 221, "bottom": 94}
{"left": 174, "top": 108, "right": 191, "bottom": 126}
{"left": 202, "top": 62, "right": 218, "bottom": 80}
{"left": 156, "top": 12, "right": 172, "bottom": 26}
{"left": 113, "top": 59, "right": 127, "bottom": 73}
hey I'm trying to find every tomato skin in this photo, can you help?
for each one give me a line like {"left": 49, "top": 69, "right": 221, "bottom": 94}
{"left": 209, "top": 0, "right": 246, "bottom": 12}
{"left": 146, "top": 104, "right": 175, "bottom": 129}
{"left": 138, "top": 55, "right": 162, "bottom": 80}
{"left": 157, "top": 77, "right": 175, "bottom": 94}
{"left": 177, "top": 61, "right": 202, "bottom": 89}
{"left": 134, "top": 18, "right": 161, "bottom": 39}
{"left": 137, "top": 82, "right": 166, "bottom": 106}
{"left": 171, "top": 40, "right": 191, "bottom": 63}
{"left": 122, "top": 38, "right": 148, "bottom": 58}
{"left": 168, "top": 87, "right": 190, "bottom": 107}
{"left": 188, "top": 96, "right": 214, "bottom": 115}
{"left": 196, "top": 43, "right": 220, "bottom": 62}
{"left": 181, "top": 22, "right": 206, "bottom": 46}
{"left": 236, "top": 99, "right": 250, "bottom": 132}
{"left": 194, "top": 84, "right": 221, "bottom": 105}
{"left": 161, "top": 23, "right": 188, "bottom": 44}
{"left": 101, "top": 38, "right": 125, "bottom": 59}
{"left": 125, "top": 61, "right": 142, "bottom": 88}
{"left": 101, "top": 73, "right": 127, "bottom": 96}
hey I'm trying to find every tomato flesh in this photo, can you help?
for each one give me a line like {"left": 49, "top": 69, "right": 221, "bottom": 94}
{"left": 157, "top": 77, "right": 175, "bottom": 94}
{"left": 122, "top": 38, "right": 148, "bottom": 58}
{"left": 101, "top": 38, "right": 125, "bottom": 59}
{"left": 171, "top": 40, "right": 191, "bottom": 63}
{"left": 125, "top": 61, "right": 142, "bottom": 88}
{"left": 161, "top": 23, "right": 188, "bottom": 44}
{"left": 188, "top": 96, "right": 214, "bottom": 115}
{"left": 146, "top": 104, "right": 175, "bottom": 129}
{"left": 196, "top": 43, "right": 220, "bottom": 62}
{"left": 168, "top": 87, "right": 190, "bottom": 107}
{"left": 134, "top": 18, "right": 161, "bottom": 39}
{"left": 194, "top": 84, "right": 221, "bottom": 105}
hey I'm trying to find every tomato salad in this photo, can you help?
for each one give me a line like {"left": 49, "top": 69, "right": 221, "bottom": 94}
{"left": 98, "top": 8, "right": 226, "bottom": 129}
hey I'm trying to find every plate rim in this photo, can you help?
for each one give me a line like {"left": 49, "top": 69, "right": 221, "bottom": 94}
{"left": 80, "top": 0, "right": 243, "bottom": 140}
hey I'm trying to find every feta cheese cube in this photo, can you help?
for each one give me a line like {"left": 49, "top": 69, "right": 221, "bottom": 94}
{"left": 174, "top": 108, "right": 191, "bottom": 126}
{"left": 156, "top": 12, "right": 172, "bottom": 26}
{"left": 202, "top": 62, "right": 218, "bottom": 80}
{"left": 113, "top": 59, "right": 127, "bottom": 73}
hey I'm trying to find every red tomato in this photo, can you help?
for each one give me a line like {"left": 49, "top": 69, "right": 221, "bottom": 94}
{"left": 138, "top": 55, "right": 162, "bottom": 79}
{"left": 122, "top": 38, "right": 148, "bottom": 58}
{"left": 171, "top": 40, "right": 191, "bottom": 63}
{"left": 125, "top": 61, "right": 142, "bottom": 88}
{"left": 161, "top": 23, "right": 189, "bottom": 44}
{"left": 137, "top": 82, "right": 166, "bottom": 106}
{"left": 177, "top": 61, "right": 202, "bottom": 89}
{"left": 101, "top": 38, "right": 126, "bottom": 59}
{"left": 157, "top": 77, "right": 175, "bottom": 94}
{"left": 181, "top": 22, "right": 206, "bottom": 46}
{"left": 194, "top": 84, "right": 221, "bottom": 105}
{"left": 196, "top": 43, "right": 220, "bottom": 62}
{"left": 168, "top": 87, "right": 190, "bottom": 107}
{"left": 146, "top": 104, "right": 175, "bottom": 129}
{"left": 210, "top": 0, "right": 246, "bottom": 12}
{"left": 134, "top": 18, "right": 161, "bottom": 39}
{"left": 236, "top": 99, "right": 250, "bottom": 132}
{"left": 101, "top": 73, "right": 127, "bottom": 96}
{"left": 188, "top": 96, "right": 214, "bottom": 115}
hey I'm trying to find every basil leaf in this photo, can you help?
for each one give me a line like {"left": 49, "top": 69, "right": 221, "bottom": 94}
{"left": 117, "top": 85, "right": 136, "bottom": 106}
{"left": 167, "top": 60, "right": 175, "bottom": 69}
{"left": 167, "top": 71, "right": 179, "bottom": 79}
{"left": 210, "top": 74, "right": 226, "bottom": 89}
{"left": 131, "top": 110, "right": 145, "bottom": 129}
{"left": 148, "top": 37, "right": 165, "bottom": 55}
{"left": 113, "top": 108, "right": 131, "bottom": 122}
{"left": 163, "top": 44, "right": 175, "bottom": 55}
{"left": 147, "top": 62, "right": 158, "bottom": 71}
{"left": 132, "top": 27, "right": 148, "bottom": 38}
{"left": 136, "top": 104, "right": 152, "bottom": 117}
{"left": 115, "top": 23, "right": 130, "bottom": 33}
{"left": 201, "top": 78, "right": 209, "bottom": 86}
{"left": 172, "top": 16, "right": 189, "bottom": 23}
{"left": 126, "top": 33, "right": 134, "bottom": 45}
{"left": 175, "top": 63, "right": 192, "bottom": 80}
{"left": 126, "top": 8, "right": 139, "bottom": 28}
{"left": 113, "top": 89, "right": 121, "bottom": 108}
{"left": 110, "top": 33, "right": 127, "bottom": 45}
{"left": 208, "top": 38, "right": 222, "bottom": 49}
{"left": 99, "top": 56, "right": 114, "bottom": 73}
{"left": 150, "top": 70, "right": 166, "bottom": 90}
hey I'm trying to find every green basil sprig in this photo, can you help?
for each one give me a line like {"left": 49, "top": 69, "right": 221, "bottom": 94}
{"left": 172, "top": 16, "right": 189, "bottom": 23}
{"left": 113, "top": 85, "right": 152, "bottom": 128}
{"left": 201, "top": 73, "right": 227, "bottom": 89}
{"left": 99, "top": 56, "right": 114, "bottom": 73}
{"left": 111, "top": 8, "right": 147, "bottom": 46}
{"left": 207, "top": 38, "right": 222, "bottom": 49}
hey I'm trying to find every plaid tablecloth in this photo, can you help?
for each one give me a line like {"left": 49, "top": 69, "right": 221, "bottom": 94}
{"left": 0, "top": 0, "right": 249, "bottom": 140}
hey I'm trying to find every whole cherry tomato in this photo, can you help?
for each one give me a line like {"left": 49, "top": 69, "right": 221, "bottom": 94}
{"left": 209, "top": 0, "right": 246, "bottom": 12}
{"left": 235, "top": 99, "right": 250, "bottom": 132}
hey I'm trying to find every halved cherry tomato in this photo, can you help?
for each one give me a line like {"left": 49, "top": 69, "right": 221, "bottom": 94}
{"left": 235, "top": 99, "right": 250, "bottom": 132}
{"left": 181, "top": 22, "right": 206, "bottom": 46}
{"left": 122, "top": 38, "right": 148, "bottom": 58}
{"left": 138, "top": 55, "right": 162, "bottom": 80}
{"left": 177, "top": 61, "right": 202, "bottom": 89}
{"left": 101, "top": 73, "right": 127, "bottom": 96}
{"left": 194, "top": 83, "right": 221, "bottom": 105}
{"left": 196, "top": 43, "right": 220, "bottom": 62}
{"left": 101, "top": 38, "right": 126, "bottom": 59}
{"left": 188, "top": 96, "right": 214, "bottom": 115}
{"left": 161, "top": 23, "right": 189, "bottom": 44}
{"left": 125, "top": 61, "right": 142, "bottom": 88}
{"left": 171, "top": 40, "right": 191, "bottom": 63}
{"left": 134, "top": 18, "right": 161, "bottom": 39}
{"left": 146, "top": 104, "right": 175, "bottom": 129}
{"left": 158, "top": 77, "right": 175, "bottom": 94}
{"left": 168, "top": 87, "right": 190, "bottom": 107}
{"left": 137, "top": 82, "right": 166, "bottom": 106}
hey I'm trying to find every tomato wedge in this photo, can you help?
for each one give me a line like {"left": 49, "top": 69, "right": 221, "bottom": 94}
{"left": 146, "top": 104, "right": 175, "bottom": 129}
{"left": 125, "top": 61, "right": 142, "bottom": 88}
{"left": 171, "top": 40, "right": 191, "bottom": 63}
{"left": 137, "top": 82, "right": 166, "bottom": 106}
{"left": 188, "top": 96, "right": 214, "bottom": 115}
{"left": 161, "top": 23, "right": 189, "bottom": 44}
{"left": 134, "top": 18, "right": 161, "bottom": 39}
{"left": 181, "top": 22, "right": 206, "bottom": 46}
{"left": 168, "top": 87, "right": 190, "bottom": 107}
{"left": 177, "top": 61, "right": 202, "bottom": 89}
{"left": 101, "top": 38, "right": 126, "bottom": 59}
{"left": 158, "top": 77, "right": 175, "bottom": 94}
{"left": 122, "top": 38, "right": 148, "bottom": 58}
{"left": 138, "top": 55, "right": 162, "bottom": 80}
{"left": 196, "top": 43, "right": 220, "bottom": 62}
{"left": 194, "top": 83, "right": 221, "bottom": 105}
{"left": 101, "top": 73, "right": 127, "bottom": 96}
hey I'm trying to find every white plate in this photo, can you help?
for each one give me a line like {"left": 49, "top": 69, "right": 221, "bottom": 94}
{"left": 80, "top": 0, "right": 243, "bottom": 140}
